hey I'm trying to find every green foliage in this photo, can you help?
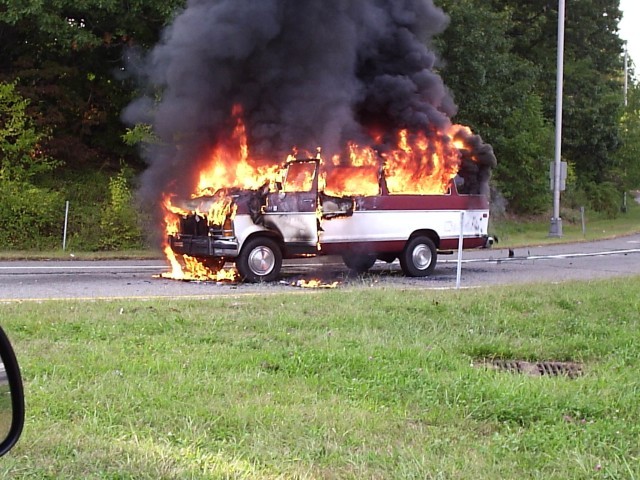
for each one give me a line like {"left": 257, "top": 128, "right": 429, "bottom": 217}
{"left": 436, "top": 0, "right": 630, "bottom": 213}
{"left": 493, "top": 95, "right": 554, "bottom": 214}
{"left": 436, "top": 0, "right": 539, "bottom": 134}
{"left": 0, "top": 0, "right": 184, "bottom": 51}
{"left": 562, "top": 61, "right": 623, "bottom": 186}
{"left": 493, "top": 0, "right": 625, "bottom": 189}
{"left": 98, "top": 167, "right": 144, "bottom": 250}
{"left": 0, "top": 82, "right": 64, "bottom": 249}
{"left": 122, "top": 124, "right": 157, "bottom": 147}
{"left": 0, "top": 166, "right": 147, "bottom": 252}
{"left": 435, "top": 0, "right": 552, "bottom": 214}
{"left": 0, "top": 81, "right": 60, "bottom": 182}
{"left": 614, "top": 84, "right": 640, "bottom": 189}
{"left": 491, "top": 199, "right": 640, "bottom": 248}
{"left": 577, "top": 180, "right": 622, "bottom": 218}
{"left": 0, "top": 0, "right": 184, "bottom": 174}
{"left": 0, "top": 180, "right": 63, "bottom": 249}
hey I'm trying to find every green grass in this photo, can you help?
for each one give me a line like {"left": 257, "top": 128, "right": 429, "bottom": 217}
{"left": 1, "top": 279, "right": 639, "bottom": 478}
{"left": 491, "top": 199, "right": 640, "bottom": 247}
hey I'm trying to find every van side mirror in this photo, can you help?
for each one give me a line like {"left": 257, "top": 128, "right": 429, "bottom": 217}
{"left": 0, "top": 326, "right": 24, "bottom": 456}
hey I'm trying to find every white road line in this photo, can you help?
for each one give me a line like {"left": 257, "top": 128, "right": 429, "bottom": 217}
{"left": 0, "top": 265, "right": 165, "bottom": 271}
{"left": 442, "top": 248, "right": 640, "bottom": 264}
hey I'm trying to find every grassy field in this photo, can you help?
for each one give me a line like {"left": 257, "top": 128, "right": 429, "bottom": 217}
{"left": 1, "top": 278, "right": 639, "bottom": 479}
{"left": 490, "top": 199, "right": 640, "bottom": 247}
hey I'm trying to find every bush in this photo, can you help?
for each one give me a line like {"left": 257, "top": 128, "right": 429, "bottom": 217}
{"left": 98, "top": 167, "right": 144, "bottom": 250}
{"left": 582, "top": 181, "right": 622, "bottom": 218}
{"left": 57, "top": 172, "right": 109, "bottom": 251}
{"left": 30, "top": 169, "right": 148, "bottom": 252}
{"left": 564, "top": 182, "right": 623, "bottom": 218}
{"left": 0, "top": 181, "right": 64, "bottom": 249}
{"left": 564, "top": 181, "right": 622, "bottom": 218}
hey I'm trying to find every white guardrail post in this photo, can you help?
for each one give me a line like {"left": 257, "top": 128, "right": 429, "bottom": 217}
{"left": 62, "top": 200, "right": 70, "bottom": 251}
{"left": 456, "top": 211, "right": 464, "bottom": 289}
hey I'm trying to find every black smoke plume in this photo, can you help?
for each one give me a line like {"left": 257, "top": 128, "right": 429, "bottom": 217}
{"left": 124, "top": 0, "right": 496, "bottom": 206}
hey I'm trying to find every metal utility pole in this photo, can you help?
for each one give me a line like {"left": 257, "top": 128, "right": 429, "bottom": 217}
{"left": 549, "top": 0, "right": 565, "bottom": 237}
{"left": 624, "top": 47, "right": 629, "bottom": 107}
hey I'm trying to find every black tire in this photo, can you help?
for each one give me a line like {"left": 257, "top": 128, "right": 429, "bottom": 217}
{"left": 399, "top": 236, "right": 437, "bottom": 277}
{"left": 236, "top": 237, "right": 282, "bottom": 282}
{"left": 377, "top": 253, "right": 397, "bottom": 264}
{"left": 342, "top": 253, "right": 377, "bottom": 273}
{"left": 195, "top": 257, "right": 226, "bottom": 271}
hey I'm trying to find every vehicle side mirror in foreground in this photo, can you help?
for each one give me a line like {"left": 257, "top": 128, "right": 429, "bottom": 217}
{"left": 0, "top": 326, "right": 24, "bottom": 456}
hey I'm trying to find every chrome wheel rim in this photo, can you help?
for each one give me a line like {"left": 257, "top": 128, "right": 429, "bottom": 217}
{"left": 412, "top": 244, "right": 432, "bottom": 270}
{"left": 247, "top": 246, "right": 276, "bottom": 276}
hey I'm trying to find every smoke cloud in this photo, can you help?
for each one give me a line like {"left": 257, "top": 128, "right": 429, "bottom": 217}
{"left": 124, "top": 0, "right": 495, "bottom": 204}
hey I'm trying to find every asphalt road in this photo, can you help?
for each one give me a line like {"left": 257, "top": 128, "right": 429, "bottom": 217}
{"left": 1, "top": 234, "right": 639, "bottom": 301}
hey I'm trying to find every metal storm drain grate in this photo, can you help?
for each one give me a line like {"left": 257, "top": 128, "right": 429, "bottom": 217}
{"left": 481, "top": 360, "right": 584, "bottom": 379}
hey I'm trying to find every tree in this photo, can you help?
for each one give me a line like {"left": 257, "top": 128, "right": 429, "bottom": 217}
{"left": 0, "top": 82, "right": 58, "bottom": 182}
{"left": 435, "top": 0, "right": 553, "bottom": 213}
{"left": 491, "top": 0, "right": 626, "bottom": 212}
{"left": 0, "top": 82, "right": 63, "bottom": 248}
{"left": 0, "top": 0, "right": 184, "bottom": 171}
{"left": 614, "top": 82, "right": 640, "bottom": 189}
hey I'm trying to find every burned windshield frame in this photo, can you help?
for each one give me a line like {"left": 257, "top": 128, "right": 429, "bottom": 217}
{"left": 0, "top": 326, "right": 24, "bottom": 457}
{"left": 282, "top": 160, "right": 317, "bottom": 193}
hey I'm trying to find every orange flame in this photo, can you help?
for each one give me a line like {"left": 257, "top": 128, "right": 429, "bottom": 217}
{"left": 163, "top": 194, "right": 189, "bottom": 236}
{"left": 196, "top": 105, "right": 279, "bottom": 195}
{"left": 159, "top": 245, "right": 237, "bottom": 282}
{"left": 382, "top": 128, "right": 461, "bottom": 195}
{"left": 292, "top": 279, "right": 340, "bottom": 289}
{"left": 324, "top": 142, "right": 380, "bottom": 197}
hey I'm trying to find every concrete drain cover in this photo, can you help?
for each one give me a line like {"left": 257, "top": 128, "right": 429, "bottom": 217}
{"left": 481, "top": 360, "right": 584, "bottom": 379}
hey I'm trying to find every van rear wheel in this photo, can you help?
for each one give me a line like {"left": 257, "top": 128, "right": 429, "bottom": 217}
{"left": 237, "top": 237, "right": 282, "bottom": 282}
{"left": 342, "top": 254, "right": 377, "bottom": 273}
{"left": 400, "top": 236, "right": 437, "bottom": 277}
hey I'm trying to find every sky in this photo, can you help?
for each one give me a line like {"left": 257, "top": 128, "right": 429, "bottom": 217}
{"left": 619, "top": 0, "right": 639, "bottom": 69}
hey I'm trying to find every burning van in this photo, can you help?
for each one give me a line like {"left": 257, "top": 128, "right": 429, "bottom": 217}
{"left": 125, "top": 1, "right": 498, "bottom": 283}
{"left": 167, "top": 155, "right": 490, "bottom": 282}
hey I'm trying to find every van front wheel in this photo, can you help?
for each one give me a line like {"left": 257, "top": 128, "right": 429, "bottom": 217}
{"left": 400, "top": 236, "right": 437, "bottom": 277}
{"left": 237, "top": 237, "right": 282, "bottom": 282}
